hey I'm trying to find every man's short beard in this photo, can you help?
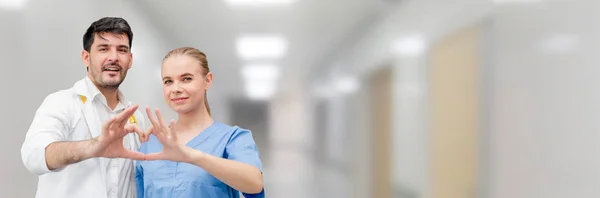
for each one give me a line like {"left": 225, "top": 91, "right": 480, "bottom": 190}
{"left": 95, "top": 73, "right": 125, "bottom": 90}
{"left": 98, "top": 82, "right": 121, "bottom": 90}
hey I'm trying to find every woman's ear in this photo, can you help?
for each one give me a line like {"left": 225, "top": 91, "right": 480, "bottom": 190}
{"left": 205, "top": 72, "right": 213, "bottom": 90}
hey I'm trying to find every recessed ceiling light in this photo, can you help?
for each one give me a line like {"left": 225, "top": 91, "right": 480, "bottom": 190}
{"left": 0, "top": 0, "right": 27, "bottom": 9}
{"left": 225, "top": 0, "right": 298, "bottom": 6}
{"left": 334, "top": 76, "right": 359, "bottom": 94}
{"left": 392, "top": 35, "right": 427, "bottom": 56}
{"left": 241, "top": 64, "right": 280, "bottom": 81}
{"left": 236, "top": 35, "right": 287, "bottom": 60}
{"left": 244, "top": 80, "right": 277, "bottom": 100}
{"left": 539, "top": 34, "right": 579, "bottom": 53}
{"left": 492, "top": 0, "right": 542, "bottom": 3}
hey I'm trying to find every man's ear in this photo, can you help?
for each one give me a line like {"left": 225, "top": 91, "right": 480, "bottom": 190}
{"left": 128, "top": 52, "right": 133, "bottom": 69}
{"left": 81, "top": 50, "right": 90, "bottom": 69}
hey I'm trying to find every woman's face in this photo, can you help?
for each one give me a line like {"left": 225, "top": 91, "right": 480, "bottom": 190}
{"left": 161, "top": 55, "right": 212, "bottom": 114}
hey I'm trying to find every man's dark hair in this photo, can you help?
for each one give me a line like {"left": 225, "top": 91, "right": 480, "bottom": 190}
{"left": 83, "top": 17, "right": 133, "bottom": 52}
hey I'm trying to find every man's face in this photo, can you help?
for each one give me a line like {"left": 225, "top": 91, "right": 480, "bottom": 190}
{"left": 82, "top": 32, "right": 132, "bottom": 90}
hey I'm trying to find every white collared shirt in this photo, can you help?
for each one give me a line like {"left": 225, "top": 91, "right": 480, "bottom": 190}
{"left": 84, "top": 77, "right": 137, "bottom": 198}
{"left": 21, "top": 76, "right": 146, "bottom": 198}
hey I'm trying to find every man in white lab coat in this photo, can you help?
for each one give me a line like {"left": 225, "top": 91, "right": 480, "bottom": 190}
{"left": 21, "top": 17, "right": 151, "bottom": 198}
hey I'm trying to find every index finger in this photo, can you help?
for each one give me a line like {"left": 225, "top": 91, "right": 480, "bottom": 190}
{"left": 124, "top": 123, "right": 143, "bottom": 135}
{"left": 102, "top": 116, "right": 118, "bottom": 135}
{"left": 144, "top": 125, "right": 154, "bottom": 142}
{"left": 145, "top": 106, "right": 161, "bottom": 129}
{"left": 116, "top": 105, "right": 139, "bottom": 125}
{"left": 154, "top": 108, "right": 167, "bottom": 130}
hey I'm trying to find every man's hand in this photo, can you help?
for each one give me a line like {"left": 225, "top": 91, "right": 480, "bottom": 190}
{"left": 87, "top": 104, "right": 146, "bottom": 160}
{"left": 125, "top": 122, "right": 153, "bottom": 144}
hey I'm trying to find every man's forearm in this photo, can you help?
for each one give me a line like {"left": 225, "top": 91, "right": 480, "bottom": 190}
{"left": 45, "top": 140, "right": 94, "bottom": 171}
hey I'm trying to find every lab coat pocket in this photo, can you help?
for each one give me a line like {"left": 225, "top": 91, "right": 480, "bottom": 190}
{"left": 66, "top": 115, "right": 92, "bottom": 141}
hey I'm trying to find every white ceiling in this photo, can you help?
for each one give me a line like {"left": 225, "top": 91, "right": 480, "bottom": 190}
{"left": 130, "top": 0, "right": 390, "bottom": 99}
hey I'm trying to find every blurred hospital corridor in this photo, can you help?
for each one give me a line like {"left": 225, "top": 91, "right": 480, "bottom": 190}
{"left": 3, "top": 0, "right": 600, "bottom": 197}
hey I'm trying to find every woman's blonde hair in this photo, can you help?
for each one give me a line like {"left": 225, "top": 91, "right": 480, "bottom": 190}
{"left": 163, "top": 47, "right": 211, "bottom": 116}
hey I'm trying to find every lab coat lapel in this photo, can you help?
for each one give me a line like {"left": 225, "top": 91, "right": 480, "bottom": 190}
{"left": 81, "top": 101, "right": 102, "bottom": 138}
{"left": 71, "top": 78, "right": 108, "bottom": 186}
{"left": 72, "top": 78, "right": 102, "bottom": 138}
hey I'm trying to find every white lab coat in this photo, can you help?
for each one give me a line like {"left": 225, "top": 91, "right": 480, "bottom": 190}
{"left": 21, "top": 77, "right": 146, "bottom": 198}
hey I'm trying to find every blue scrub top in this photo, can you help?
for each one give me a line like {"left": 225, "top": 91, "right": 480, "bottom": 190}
{"left": 135, "top": 121, "right": 265, "bottom": 198}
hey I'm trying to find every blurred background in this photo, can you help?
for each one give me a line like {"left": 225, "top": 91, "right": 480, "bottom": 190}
{"left": 1, "top": 0, "right": 599, "bottom": 197}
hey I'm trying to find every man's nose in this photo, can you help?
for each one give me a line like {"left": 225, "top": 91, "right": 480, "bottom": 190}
{"left": 107, "top": 49, "right": 118, "bottom": 62}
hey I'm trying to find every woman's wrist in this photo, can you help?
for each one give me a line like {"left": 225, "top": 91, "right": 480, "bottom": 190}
{"left": 182, "top": 146, "right": 206, "bottom": 164}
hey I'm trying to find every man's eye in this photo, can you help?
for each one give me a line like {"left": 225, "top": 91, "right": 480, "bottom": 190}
{"left": 184, "top": 77, "right": 192, "bottom": 81}
{"left": 164, "top": 80, "right": 172, "bottom": 84}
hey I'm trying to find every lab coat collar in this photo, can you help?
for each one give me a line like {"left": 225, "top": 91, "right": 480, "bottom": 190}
{"left": 72, "top": 76, "right": 132, "bottom": 107}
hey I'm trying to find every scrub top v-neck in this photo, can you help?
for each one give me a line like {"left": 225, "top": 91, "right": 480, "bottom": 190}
{"left": 135, "top": 121, "right": 264, "bottom": 198}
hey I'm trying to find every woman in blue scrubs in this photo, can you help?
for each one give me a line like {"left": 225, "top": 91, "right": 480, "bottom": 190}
{"left": 135, "top": 47, "right": 264, "bottom": 197}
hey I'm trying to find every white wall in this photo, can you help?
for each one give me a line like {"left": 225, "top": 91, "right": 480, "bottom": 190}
{"left": 345, "top": 84, "right": 373, "bottom": 198}
{"left": 486, "top": 1, "right": 600, "bottom": 198}
{"left": 321, "top": 0, "right": 600, "bottom": 198}
{"left": 0, "top": 8, "right": 27, "bottom": 197}
{"left": 318, "top": 0, "right": 493, "bottom": 197}
{"left": 0, "top": 0, "right": 175, "bottom": 197}
{"left": 265, "top": 89, "right": 316, "bottom": 197}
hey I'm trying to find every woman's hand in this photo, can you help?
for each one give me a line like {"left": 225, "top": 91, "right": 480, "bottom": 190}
{"left": 144, "top": 106, "right": 194, "bottom": 163}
